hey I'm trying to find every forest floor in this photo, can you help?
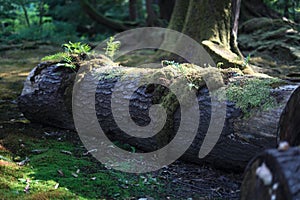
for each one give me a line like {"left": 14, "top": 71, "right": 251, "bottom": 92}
{"left": 0, "top": 46, "right": 242, "bottom": 200}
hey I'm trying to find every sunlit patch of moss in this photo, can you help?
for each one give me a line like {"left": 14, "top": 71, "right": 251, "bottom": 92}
{"left": 0, "top": 133, "right": 164, "bottom": 199}
{"left": 0, "top": 156, "right": 77, "bottom": 199}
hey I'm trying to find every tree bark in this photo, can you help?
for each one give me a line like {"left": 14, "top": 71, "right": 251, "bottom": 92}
{"left": 39, "top": 0, "right": 44, "bottom": 27}
{"left": 165, "top": 0, "right": 250, "bottom": 71}
{"left": 241, "top": 147, "right": 300, "bottom": 200}
{"left": 20, "top": 2, "right": 30, "bottom": 27}
{"left": 167, "top": 0, "right": 190, "bottom": 32}
{"left": 79, "top": 0, "right": 130, "bottom": 31}
{"left": 146, "top": 0, "right": 158, "bottom": 26}
{"left": 231, "top": 0, "right": 243, "bottom": 58}
{"left": 158, "top": 0, "right": 175, "bottom": 21}
{"left": 17, "top": 60, "right": 300, "bottom": 171}
{"left": 129, "top": 0, "right": 137, "bottom": 21}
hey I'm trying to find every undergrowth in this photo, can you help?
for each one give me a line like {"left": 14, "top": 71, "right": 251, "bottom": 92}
{"left": 104, "top": 36, "right": 121, "bottom": 59}
{"left": 41, "top": 41, "right": 91, "bottom": 69}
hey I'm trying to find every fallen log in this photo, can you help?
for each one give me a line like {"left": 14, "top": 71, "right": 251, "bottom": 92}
{"left": 241, "top": 145, "right": 300, "bottom": 200}
{"left": 17, "top": 57, "right": 300, "bottom": 171}
{"left": 278, "top": 86, "right": 300, "bottom": 146}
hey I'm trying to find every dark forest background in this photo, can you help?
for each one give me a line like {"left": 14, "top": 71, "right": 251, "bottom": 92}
{"left": 0, "top": 0, "right": 299, "bottom": 44}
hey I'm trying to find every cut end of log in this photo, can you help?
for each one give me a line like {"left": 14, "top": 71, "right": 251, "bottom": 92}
{"left": 278, "top": 85, "right": 300, "bottom": 146}
{"left": 241, "top": 147, "right": 300, "bottom": 200}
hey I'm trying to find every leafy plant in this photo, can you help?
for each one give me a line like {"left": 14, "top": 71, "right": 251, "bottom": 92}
{"left": 242, "top": 54, "right": 251, "bottom": 67}
{"left": 161, "top": 60, "right": 180, "bottom": 68}
{"left": 217, "top": 62, "right": 224, "bottom": 68}
{"left": 104, "top": 36, "right": 121, "bottom": 59}
{"left": 63, "top": 41, "right": 91, "bottom": 54}
{"left": 42, "top": 52, "right": 71, "bottom": 62}
{"left": 42, "top": 42, "right": 91, "bottom": 69}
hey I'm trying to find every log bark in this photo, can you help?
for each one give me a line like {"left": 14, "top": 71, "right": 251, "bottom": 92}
{"left": 241, "top": 147, "right": 300, "bottom": 200}
{"left": 278, "top": 86, "right": 300, "bottom": 145}
{"left": 18, "top": 60, "right": 300, "bottom": 171}
{"left": 158, "top": 0, "right": 175, "bottom": 21}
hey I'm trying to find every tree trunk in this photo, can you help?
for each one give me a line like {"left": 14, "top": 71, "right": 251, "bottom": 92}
{"left": 241, "top": 147, "right": 300, "bottom": 200}
{"left": 155, "top": 0, "right": 190, "bottom": 60}
{"left": 165, "top": 0, "right": 250, "bottom": 71}
{"left": 146, "top": 0, "right": 158, "bottom": 26}
{"left": 167, "top": 0, "right": 190, "bottom": 32}
{"left": 17, "top": 60, "right": 300, "bottom": 171}
{"left": 20, "top": 2, "right": 30, "bottom": 27}
{"left": 231, "top": 0, "right": 243, "bottom": 58}
{"left": 284, "top": 1, "right": 290, "bottom": 19}
{"left": 79, "top": 0, "right": 130, "bottom": 31}
{"left": 39, "top": 0, "right": 44, "bottom": 27}
{"left": 158, "top": 0, "right": 175, "bottom": 21}
{"left": 129, "top": 0, "right": 137, "bottom": 21}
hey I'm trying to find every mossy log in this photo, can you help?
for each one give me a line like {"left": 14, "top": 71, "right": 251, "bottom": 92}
{"left": 18, "top": 58, "right": 300, "bottom": 171}
{"left": 241, "top": 146, "right": 300, "bottom": 200}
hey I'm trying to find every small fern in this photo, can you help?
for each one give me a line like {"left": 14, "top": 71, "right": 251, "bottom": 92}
{"left": 104, "top": 36, "right": 121, "bottom": 59}
{"left": 42, "top": 41, "right": 91, "bottom": 69}
{"left": 42, "top": 52, "right": 70, "bottom": 62}
{"left": 63, "top": 41, "right": 91, "bottom": 54}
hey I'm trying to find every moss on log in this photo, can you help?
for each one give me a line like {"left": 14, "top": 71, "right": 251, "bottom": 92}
{"left": 18, "top": 57, "right": 300, "bottom": 171}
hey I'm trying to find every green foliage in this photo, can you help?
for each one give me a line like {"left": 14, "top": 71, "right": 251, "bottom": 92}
{"left": 224, "top": 78, "right": 281, "bottom": 114}
{"left": 42, "top": 52, "right": 70, "bottom": 62}
{"left": 62, "top": 41, "right": 91, "bottom": 54}
{"left": 217, "top": 62, "right": 224, "bottom": 68}
{"left": 104, "top": 36, "right": 121, "bottom": 59}
{"left": 161, "top": 60, "right": 180, "bottom": 68}
{"left": 0, "top": 0, "right": 149, "bottom": 43}
{"left": 42, "top": 42, "right": 91, "bottom": 69}
{"left": 0, "top": 0, "right": 81, "bottom": 43}
{"left": 242, "top": 54, "right": 251, "bottom": 68}
{"left": 264, "top": 0, "right": 300, "bottom": 21}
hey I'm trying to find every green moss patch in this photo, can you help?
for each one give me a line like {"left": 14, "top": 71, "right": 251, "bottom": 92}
{"left": 0, "top": 132, "right": 165, "bottom": 199}
{"left": 221, "top": 77, "right": 282, "bottom": 115}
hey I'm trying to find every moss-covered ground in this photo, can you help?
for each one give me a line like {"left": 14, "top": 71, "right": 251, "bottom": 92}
{"left": 0, "top": 129, "right": 165, "bottom": 199}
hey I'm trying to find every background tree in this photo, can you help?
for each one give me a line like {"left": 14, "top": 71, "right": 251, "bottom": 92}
{"left": 129, "top": 0, "right": 137, "bottom": 21}
{"left": 163, "top": 0, "right": 249, "bottom": 71}
{"left": 240, "top": 0, "right": 281, "bottom": 22}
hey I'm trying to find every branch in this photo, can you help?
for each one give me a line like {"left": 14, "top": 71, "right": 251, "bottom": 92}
{"left": 79, "top": 0, "right": 130, "bottom": 31}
